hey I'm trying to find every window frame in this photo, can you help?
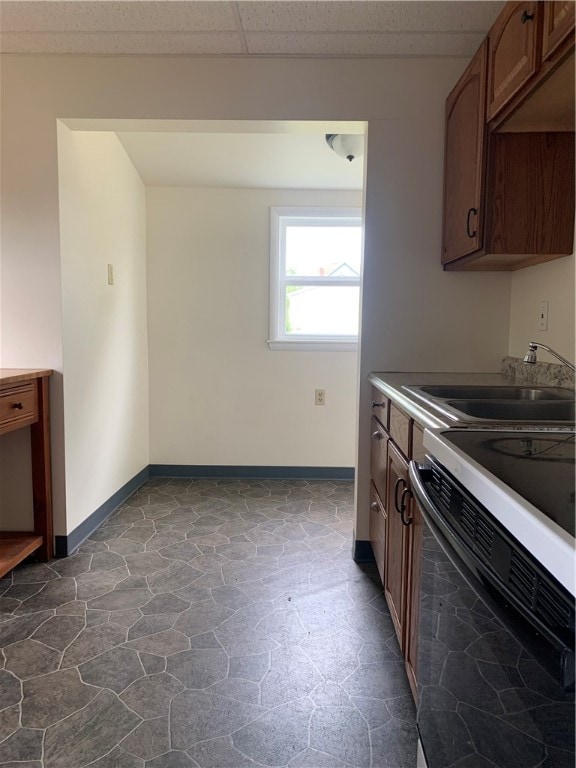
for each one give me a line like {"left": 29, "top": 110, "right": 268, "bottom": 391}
{"left": 268, "top": 206, "right": 363, "bottom": 351}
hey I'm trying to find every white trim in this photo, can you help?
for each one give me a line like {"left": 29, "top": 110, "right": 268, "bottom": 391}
{"left": 269, "top": 206, "right": 362, "bottom": 347}
{"left": 267, "top": 339, "right": 358, "bottom": 352}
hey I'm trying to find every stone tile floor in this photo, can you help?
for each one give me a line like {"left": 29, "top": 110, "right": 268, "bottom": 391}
{"left": 0, "top": 478, "right": 417, "bottom": 768}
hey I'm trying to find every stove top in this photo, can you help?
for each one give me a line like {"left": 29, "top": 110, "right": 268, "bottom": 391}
{"left": 422, "top": 428, "right": 575, "bottom": 592}
{"left": 442, "top": 430, "right": 575, "bottom": 537}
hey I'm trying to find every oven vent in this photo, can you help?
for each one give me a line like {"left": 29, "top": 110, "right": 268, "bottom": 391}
{"left": 538, "top": 582, "right": 573, "bottom": 629}
{"left": 459, "top": 499, "right": 476, "bottom": 540}
{"left": 509, "top": 550, "right": 537, "bottom": 603}
{"left": 475, "top": 515, "right": 494, "bottom": 559}
{"left": 431, "top": 467, "right": 451, "bottom": 514}
{"left": 509, "top": 550, "right": 573, "bottom": 629}
{"left": 427, "top": 460, "right": 574, "bottom": 640}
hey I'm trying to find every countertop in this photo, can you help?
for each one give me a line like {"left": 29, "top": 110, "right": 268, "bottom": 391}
{"left": 369, "top": 370, "right": 575, "bottom": 592}
{"left": 0, "top": 369, "right": 53, "bottom": 385}
{"left": 368, "top": 371, "right": 519, "bottom": 428}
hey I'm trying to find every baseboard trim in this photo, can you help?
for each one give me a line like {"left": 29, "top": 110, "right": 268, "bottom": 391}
{"left": 55, "top": 467, "right": 150, "bottom": 557}
{"left": 352, "top": 539, "right": 375, "bottom": 563}
{"left": 149, "top": 465, "right": 355, "bottom": 480}
{"left": 56, "top": 464, "right": 355, "bottom": 557}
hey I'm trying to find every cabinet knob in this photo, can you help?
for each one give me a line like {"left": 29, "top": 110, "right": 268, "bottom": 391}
{"left": 371, "top": 431, "right": 384, "bottom": 440}
{"left": 520, "top": 10, "right": 534, "bottom": 23}
{"left": 11, "top": 402, "right": 24, "bottom": 410}
{"left": 370, "top": 501, "right": 379, "bottom": 512}
{"left": 466, "top": 207, "right": 478, "bottom": 238}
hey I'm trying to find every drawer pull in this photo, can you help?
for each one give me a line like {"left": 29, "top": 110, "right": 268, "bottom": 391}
{"left": 11, "top": 402, "right": 24, "bottom": 410}
{"left": 372, "top": 401, "right": 386, "bottom": 409}
{"left": 370, "top": 501, "right": 379, "bottom": 512}
{"left": 400, "top": 488, "right": 413, "bottom": 526}
{"left": 394, "top": 477, "right": 407, "bottom": 513}
{"left": 372, "top": 431, "right": 384, "bottom": 441}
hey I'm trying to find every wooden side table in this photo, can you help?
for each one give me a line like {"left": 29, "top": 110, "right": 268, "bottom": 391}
{"left": 0, "top": 368, "right": 53, "bottom": 578}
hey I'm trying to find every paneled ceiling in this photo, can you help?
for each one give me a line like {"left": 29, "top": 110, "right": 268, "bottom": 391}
{"left": 0, "top": 1, "right": 505, "bottom": 57}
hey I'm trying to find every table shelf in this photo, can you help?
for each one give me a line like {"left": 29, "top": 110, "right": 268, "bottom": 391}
{"left": 0, "top": 369, "right": 54, "bottom": 577}
{"left": 0, "top": 533, "right": 44, "bottom": 579}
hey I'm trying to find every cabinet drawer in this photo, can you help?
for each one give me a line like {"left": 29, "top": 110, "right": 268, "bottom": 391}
{"left": 371, "top": 387, "right": 389, "bottom": 428}
{"left": 370, "top": 416, "right": 388, "bottom": 501}
{"left": 412, "top": 424, "right": 427, "bottom": 464}
{"left": 369, "top": 482, "right": 386, "bottom": 585}
{"left": 0, "top": 382, "right": 38, "bottom": 434}
{"left": 389, "top": 403, "right": 411, "bottom": 459}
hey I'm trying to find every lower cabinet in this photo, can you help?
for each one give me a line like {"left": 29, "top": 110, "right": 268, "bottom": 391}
{"left": 368, "top": 390, "right": 424, "bottom": 702}
{"left": 369, "top": 482, "right": 387, "bottom": 584}
{"left": 384, "top": 441, "right": 411, "bottom": 645}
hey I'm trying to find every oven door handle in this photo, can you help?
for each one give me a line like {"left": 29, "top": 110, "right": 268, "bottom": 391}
{"left": 408, "top": 462, "right": 436, "bottom": 520}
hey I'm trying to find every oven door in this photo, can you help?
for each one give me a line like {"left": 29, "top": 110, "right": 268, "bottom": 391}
{"left": 409, "top": 461, "right": 575, "bottom": 768}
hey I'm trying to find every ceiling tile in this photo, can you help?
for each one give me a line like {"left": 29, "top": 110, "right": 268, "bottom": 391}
{"left": 0, "top": 31, "right": 245, "bottom": 55}
{"left": 0, "top": 1, "right": 238, "bottom": 33}
{"left": 246, "top": 32, "right": 486, "bottom": 57}
{"left": 238, "top": 1, "right": 505, "bottom": 33}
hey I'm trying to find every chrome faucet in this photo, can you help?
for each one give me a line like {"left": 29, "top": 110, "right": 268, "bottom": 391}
{"left": 523, "top": 341, "right": 576, "bottom": 372}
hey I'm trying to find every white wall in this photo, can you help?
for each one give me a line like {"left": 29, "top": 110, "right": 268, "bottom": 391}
{"left": 147, "top": 187, "right": 359, "bottom": 468}
{"left": 57, "top": 126, "right": 149, "bottom": 533}
{"left": 0, "top": 55, "right": 512, "bottom": 542}
{"left": 508, "top": 255, "right": 575, "bottom": 363}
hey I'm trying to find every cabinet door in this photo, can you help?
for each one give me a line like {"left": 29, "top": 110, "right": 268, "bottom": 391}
{"left": 384, "top": 441, "right": 410, "bottom": 650}
{"left": 405, "top": 497, "right": 422, "bottom": 703}
{"left": 369, "top": 482, "right": 387, "bottom": 584}
{"left": 370, "top": 416, "right": 388, "bottom": 502}
{"left": 441, "top": 41, "right": 487, "bottom": 265}
{"left": 487, "top": 1, "right": 540, "bottom": 120}
{"left": 542, "top": 1, "right": 575, "bottom": 61}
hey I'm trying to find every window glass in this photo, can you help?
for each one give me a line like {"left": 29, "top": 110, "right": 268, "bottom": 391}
{"left": 269, "top": 206, "right": 362, "bottom": 349}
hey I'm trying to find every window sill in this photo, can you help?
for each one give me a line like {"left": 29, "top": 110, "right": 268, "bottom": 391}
{"left": 267, "top": 339, "right": 358, "bottom": 352}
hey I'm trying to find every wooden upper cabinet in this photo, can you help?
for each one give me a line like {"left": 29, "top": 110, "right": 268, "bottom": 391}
{"left": 441, "top": 41, "right": 487, "bottom": 265}
{"left": 487, "top": 2, "right": 541, "bottom": 120}
{"left": 542, "top": 1, "right": 576, "bottom": 61}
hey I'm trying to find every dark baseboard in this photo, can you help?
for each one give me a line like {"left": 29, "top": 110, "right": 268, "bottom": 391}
{"left": 149, "top": 465, "right": 355, "bottom": 480}
{"left": 55, "top": 464, "right": 355, "bottom": 557}
{"left": 352, "top": 539, "right": 375, "bottom": 563}
{"left": 55, "top": 467, "right": 150, "bottom": 557}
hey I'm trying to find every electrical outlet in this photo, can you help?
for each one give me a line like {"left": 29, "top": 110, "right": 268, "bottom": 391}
{"left": 107, "top": 264, "right": 114, "bottom": 286}
{"left": 538, "top": 300, "right": 548, "bottom": 331}
{"left": 315, "top": 389, "right": 326, "bottom": 406}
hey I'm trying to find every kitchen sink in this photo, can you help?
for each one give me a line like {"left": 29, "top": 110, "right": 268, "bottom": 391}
{"left": 403, "top": 383, "right": 575, "bottom": 423}
{"left": 407, "top": 385, "right": 574, "bottom": 401}
{"left": 443, "top": 399, "right": 575, "bottom": 421}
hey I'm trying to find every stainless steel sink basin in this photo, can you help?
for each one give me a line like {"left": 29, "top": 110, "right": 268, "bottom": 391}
{"left": 402, "top": 383, "right": 575, "bottom": 423}
{"left": 408, "top": 385, "right": 574, "bottom": 401}
{"left": 443, "top": 399, "right": 576, "bottom": 422}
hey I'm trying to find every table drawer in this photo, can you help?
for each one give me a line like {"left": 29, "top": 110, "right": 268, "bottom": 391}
{"left": 0, "top": 382, "right": 38, "bottom": 434}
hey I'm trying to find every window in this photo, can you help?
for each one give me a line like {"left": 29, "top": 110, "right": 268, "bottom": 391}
{"left": 269, "top": 207, "right": 362, "bottom": 350}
